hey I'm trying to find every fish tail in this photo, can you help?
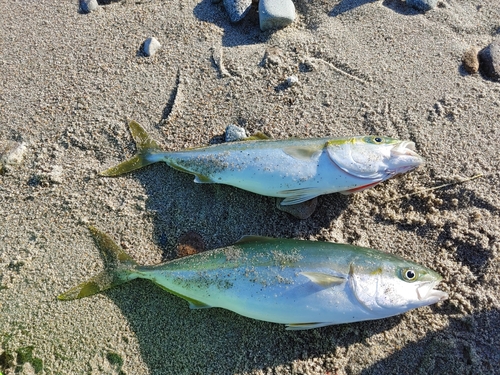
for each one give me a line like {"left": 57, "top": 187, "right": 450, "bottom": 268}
{"left": 58, "top": 226, "right": 139, "bottom": 301}
{"left": 100, "top": 120, "right": 164, "bottom": 176}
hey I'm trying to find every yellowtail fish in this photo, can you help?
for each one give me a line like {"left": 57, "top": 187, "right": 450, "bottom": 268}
{"left": 101, "top": 121, "right": 424, "bottom": 205}
{"left": 59, "top": 228, "right": 447, "bottom": 330}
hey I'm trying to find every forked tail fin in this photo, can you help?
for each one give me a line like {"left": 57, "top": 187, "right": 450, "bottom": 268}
{"left": 58, "top": 227, "right": 138, "bottom": 301}
{"left": 100, "top": 121, "right": 164, "bottom": 176}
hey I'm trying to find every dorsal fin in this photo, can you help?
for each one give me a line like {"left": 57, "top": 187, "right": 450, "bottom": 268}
{"left": 243, "top": 132, "right": 271, "bottom": 141}
{"left": 234, "top": 235, "right": 276, "bottom": 245}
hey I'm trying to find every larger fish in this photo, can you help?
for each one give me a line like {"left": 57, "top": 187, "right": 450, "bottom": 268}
{"left": 101, "top": 121, "right": 424, "bottom": 205}
{"left": 59, "top": 228, "right": 447, "bottom": 330}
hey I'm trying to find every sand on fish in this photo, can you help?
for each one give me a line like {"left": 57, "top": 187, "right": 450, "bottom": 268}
{"left": 0, "top": 1, "right": 499, "bottom": 374}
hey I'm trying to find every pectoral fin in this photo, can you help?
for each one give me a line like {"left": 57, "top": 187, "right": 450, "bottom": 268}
{"left": 283, "top": 145, "right": 322, "bottom": 161}
{"left": 300, "top": 272, "right": 345, "bottom": 287}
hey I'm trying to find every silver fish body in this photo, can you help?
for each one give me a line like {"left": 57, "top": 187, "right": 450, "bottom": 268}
{"left": 102, "top": 121, "right": 424, "bottom": 204}
{"left": 59, "top": 228, "right": 447, "bottom": 330}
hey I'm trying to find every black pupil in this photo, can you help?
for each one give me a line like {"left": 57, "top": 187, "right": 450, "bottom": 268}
{"left": 375, "top": 137, "right": 382, "bottom": 143}
{"left": 406, "top": 270, "right": 415, "bottom": 279}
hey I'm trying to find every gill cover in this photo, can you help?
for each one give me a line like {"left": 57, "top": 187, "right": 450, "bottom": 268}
{"left": 326, "top": 136, "right": 396, "bottom": 179}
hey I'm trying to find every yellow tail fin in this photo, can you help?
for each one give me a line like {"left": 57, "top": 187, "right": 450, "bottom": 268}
{"left": 58, "top": 227, "right": 138, "bottom": 301}
{"left": 100, "top": 121, "right": 163, "bottom": 176}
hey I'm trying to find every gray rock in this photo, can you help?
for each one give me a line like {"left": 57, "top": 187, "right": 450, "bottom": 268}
{"left": 143, "top": 37, "right": 161, "bottom": 57}
{"left": 223, "top": 0, "right": 252, "bottom": 23}
{"left": 225, "top": 124, "right": 247, "bottom": 142}
{"left": 479, "top": 39, "right": 500, "bottom": 81}
{"left": 80, "top": 0, "right": 99, "bottom": 13}
{"left": 259, "top": 0, "right": 295, "bottom": 31}
{"left": 406, "top": 0, "right": 438, "bottom": 11}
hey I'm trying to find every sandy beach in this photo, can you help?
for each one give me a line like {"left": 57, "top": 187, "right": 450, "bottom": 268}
{"left": 1, "top": 0, "right": 499, "bottom": 373}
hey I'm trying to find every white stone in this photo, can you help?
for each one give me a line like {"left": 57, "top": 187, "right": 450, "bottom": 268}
{"left": 286, "top": 75, "right": 299, "bottom": 86}
{"left": 223, "top": 0, "right": 252, "bottom": 23}
{"left": 143, "top": 37, "right": 161, "bottom": 57}
{"left": 259, "top": 0, "right": 295, "bottom": 31}
{"left": 225, "top": 125, "right": 247, "bottom": 142}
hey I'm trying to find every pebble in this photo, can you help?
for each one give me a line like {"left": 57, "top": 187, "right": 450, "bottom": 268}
{"left": 406, "top": 0, "right": 437, "bottom": 11}
{"left": 143, "top": 37, "right": 161, "bottom": 57}
{"left": 286, "top": 75, "right": 299, "bottom": 86}
{"left": 259, "top": 0, "right": 296, "bottom": 31}
{"left": 462, "top": 47, "right": 479, "bottom": 74}
{"left": 0, "top": 141, "right": 27, "bottom": 173}
{"left": 479, "top": 39, "right": 500, "bottom": 81}
{"left": 80, "top": 0, "right": 99, "bottom": 13}
{"left": 223, "top": 0, "right": 252, "bottom": 23}
{"left": 276, "top": 197, "right": 318, "bottom": 219}
{"left": 225, "top": 124, "right": 247, "bottom": 142}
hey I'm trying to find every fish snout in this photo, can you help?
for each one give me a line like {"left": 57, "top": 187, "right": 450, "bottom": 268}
{"left": 391, "top": 141, "right": 420, "bottom": 158}
{"left": 389, "top": 141, "right": 424, "bottom": 173}
{"left": 416, "top": 282, "right": 448, "bottom": 304}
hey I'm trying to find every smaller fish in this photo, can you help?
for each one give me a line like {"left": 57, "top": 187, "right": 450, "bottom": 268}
{"left": 100, "top": 121, "right": 424, "bottom": 205}
{"left": 59, "top": 227, "right": 448, "bottom": 330}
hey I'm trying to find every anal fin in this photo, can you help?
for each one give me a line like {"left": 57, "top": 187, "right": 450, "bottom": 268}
{"left": 194, "top": 174, "right": 215, "bottom": 184}
{"left": 157, "top": 285, "right": 212, "bottom": 309}
{"left": 278, "top": 188, "right": 321, "bottom": 205}
{"left": 285, "top": 322, "right": 332, "bottom": 330}
{"left": 188, "top": 300, "right": 212, "bottom": 309}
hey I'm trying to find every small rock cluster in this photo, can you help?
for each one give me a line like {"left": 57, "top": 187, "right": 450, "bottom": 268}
{"left": 223, "top": 0, "right": 295, "bottom": 31}
{"left": 462, "top": 39, "right": 500, "bottom": 81}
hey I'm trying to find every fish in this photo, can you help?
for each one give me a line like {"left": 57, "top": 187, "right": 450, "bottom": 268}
{"left": 58, "top": 227, "right": 448, "bottom": 330}
{"left": 100, "top": 121, "right": 424, "bottom": 205}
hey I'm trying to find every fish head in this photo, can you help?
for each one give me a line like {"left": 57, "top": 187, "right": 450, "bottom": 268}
{"left": 326, "top": 136, "right": 424, "bottom": 181}
{"left": 349, "top": 257, "right": 448, "bottom": 318}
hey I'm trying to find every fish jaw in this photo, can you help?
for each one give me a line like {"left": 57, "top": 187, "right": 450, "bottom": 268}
{"left": 387, "top": 140, "right": 425, "bottom": 176}
{"left": 416, "top": 281, "right": 449, "bottom": 305}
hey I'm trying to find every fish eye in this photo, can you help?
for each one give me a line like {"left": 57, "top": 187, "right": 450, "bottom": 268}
{"left": 401, "top": 268, "right": 417, "bottom": 282}
{"left": 374, "top": 137, "right": 383, "bottom": 143}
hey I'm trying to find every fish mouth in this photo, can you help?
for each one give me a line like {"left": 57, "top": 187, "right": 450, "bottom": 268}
{"left": 391, "top": 141, "right": 421, "bottom": 158}
{"left": 416, "top": 282, "right": 448, "bottom": 304}
{"left": 388, "top": 141, "right": 424, "bottom": 174}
